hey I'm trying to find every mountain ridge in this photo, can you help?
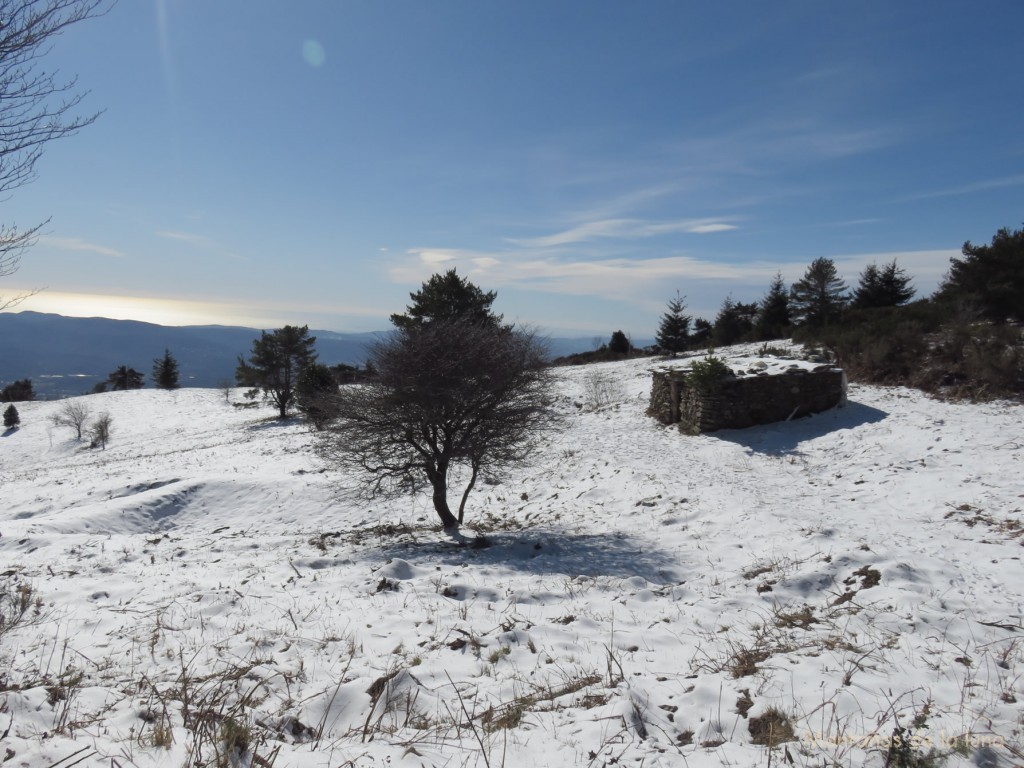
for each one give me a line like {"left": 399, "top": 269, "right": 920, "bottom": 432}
{"left": 0, "top": 311, "right": 612, "bottom": 398}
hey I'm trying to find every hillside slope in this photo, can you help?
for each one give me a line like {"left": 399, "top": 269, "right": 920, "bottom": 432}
{"left": 1, "top": 349, "right": 1021, "bottom": 767}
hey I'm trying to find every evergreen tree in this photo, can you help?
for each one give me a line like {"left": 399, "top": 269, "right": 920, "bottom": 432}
{"left": 608, "top": 330, "right": 631, "bottom": 355}
{"left": 790, "top": 257, "right": 848, "bottom": 326}
{"left": 295, "top": 362, "right": 338, "bottom": 429}
{"left": 712, "top": 297, "right": 758, "bottom": 346}
{"left": 756, "top": 273, "right": 791, "bottom": 339}
{"left": 655, "top": 293, "right": 691, "bottom": 356}
{"left": 3, "top": 404, "right": 19, "bottom": 429}
{"left": 852, "top": 260, "right": 915, "bottom": 309}
{"left": 390, "top": 268, "right": 502, "bottom": 330}
{"left": 939, "top": 225, "right": 1024, "bottom": 323}
{"left": 107, "top": 365, "right": 145, "bottom": 391}
{"left": 0, "top": 378, "right": 34, "bottom": 401}
{"left": 236, "top": 325, "right": 318, "bottom": 418}
{"left": 691, "top": 318, "right": 713, "bottom": 347}
{"left": 152, "top": 348, "right": 180, "bottom": 389}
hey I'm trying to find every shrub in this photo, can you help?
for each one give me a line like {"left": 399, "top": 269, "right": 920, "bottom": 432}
{"left": 89, "top": 412, "right": 112, "bottom": 449}
{"left": 687, "top": 354, "right": 732, "bottom": 393}
{"left": 583, "top": 370, "right": 625, "bottom": 409}
{"left": 797, "top": 300, "right": 1024, "bottom": 400}
{"left": 748, "top": 706, "right": 796, "bottom": 747}
{"left": 0, "top": 579, "right": 42, "bottom": 640}
{"left": 3, "top": 404, "right": 19, "bottom": 429}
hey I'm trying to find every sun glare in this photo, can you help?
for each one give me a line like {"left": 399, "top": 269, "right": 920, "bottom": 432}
{"left": 13, "top": 291, "right": 264, "bottom": 327}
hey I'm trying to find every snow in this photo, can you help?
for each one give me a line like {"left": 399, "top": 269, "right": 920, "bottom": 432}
{"left": 1, "top": 345, "right": 1022, "bottom": 767}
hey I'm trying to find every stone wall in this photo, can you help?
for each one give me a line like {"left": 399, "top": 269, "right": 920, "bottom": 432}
{"left": 648, "top": 366, "right": 846, "bottom": 434}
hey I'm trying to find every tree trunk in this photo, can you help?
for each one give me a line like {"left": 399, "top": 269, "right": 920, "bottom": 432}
{"left": 428, "top": 461, "right": 459, "bottom": 530}
{"left": 457, "top": 460, "right": 480, "bottom": 524}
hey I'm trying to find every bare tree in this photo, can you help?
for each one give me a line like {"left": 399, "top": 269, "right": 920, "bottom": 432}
{"left": 89, "top": 411, "right": 111, "bottom": 448}
{"left": 316, "top": 321, "right": 558, "bottom": 531}
{"left": 51, "top": 399, "right": 90, "bottom": 440}
{"left": 0, "top": 0, "right": 108, "bottom": 310}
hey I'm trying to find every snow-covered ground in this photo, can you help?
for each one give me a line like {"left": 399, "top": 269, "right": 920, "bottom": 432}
{"left": 1, "top": 345, "right": 1021, "bottom": 767}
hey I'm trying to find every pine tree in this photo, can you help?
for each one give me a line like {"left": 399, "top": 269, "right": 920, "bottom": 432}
{"left": 691, "top": 318, "right": 713, "bottom": 347}
{"left": 756, "top": 273, "right": 791, "bottom": 339}
{"left": 712, "top": 296, "right": 757, "bottom": 346}
{"left": 390, "top": 268, "right": 502, "bottom": 330}
{"left": 236, "top": 325, "right": 318, "bottom": 418}
{"left": 939, "top": 225, "right": 1023, "bottom": 323}
{"left": 0, "top": 378, "right": 34, "bottom": 401}
{"left": 296, "top": 362, "right": 338, "bottom": 429}
{"left": 107, "top": 365, "right": 145, "bottom": 390}
{"left": 3, "top": 404, "right": 19, "bottom": 429}
{"left": 790, "top": 257, "right": 848, "bottom": 326}
{"left": 152, "top": 348, "right": 180, "bottom": 389}
{"left": 655, "top": 293, "right": 691, "bottom": 356}
{"left": 852, "top": 261, "right": 915, "bottom": 309}
{"left": 608, "top": 330, "right": 631, "bottom": 355}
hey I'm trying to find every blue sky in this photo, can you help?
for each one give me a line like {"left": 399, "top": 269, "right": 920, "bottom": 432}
{"left": 3, "top": 1, "right": 1023, "bottom": 337}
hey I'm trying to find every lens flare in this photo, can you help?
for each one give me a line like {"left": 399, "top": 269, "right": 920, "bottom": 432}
{"left": 302, "top": 39, "right": 326, "bottom": 67}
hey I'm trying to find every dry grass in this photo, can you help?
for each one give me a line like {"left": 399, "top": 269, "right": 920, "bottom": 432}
{"left": 748, "top": 706, "right": 796, "bottom": 746}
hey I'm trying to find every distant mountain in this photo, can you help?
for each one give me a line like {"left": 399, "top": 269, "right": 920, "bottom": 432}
{"left": 0, "top": 312, "right": 612, "bottom": 398}
{"left": 0, "top": 312, "right": 383, "bottom": 398}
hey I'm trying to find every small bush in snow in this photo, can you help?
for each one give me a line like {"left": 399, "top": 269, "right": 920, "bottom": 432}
{"left": 583, "top": 370, "right": 625, "bottom": 410}
{"left": 89, "top": 412, "right": 112, "bottom": 449}
{"left": 0, "top": 580, "right": 42, "bottom": 640}
{"left": 687, "top": 354, "right": 732, "bottom": 393}
{"left": 3, "top": 404, "right": 19, "bottom": 429}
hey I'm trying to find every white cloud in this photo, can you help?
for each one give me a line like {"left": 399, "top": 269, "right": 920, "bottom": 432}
{"left": 417, "top": 249, "right": 457, "bottom": 266}
{"left": 39, "top": 236, "right": 125, "bottom": 259}
{"left": 829, "top": 249, "right": 955, "bottom": 287}
{"left": 156, "top": 230, "right": 246, "bottom": 262}
{"left": 157, "top": 230, "right": 214, "bottom": 247}
{"left": 394, "top": 246, "right": 957, "bottom": 323}
{"left": 898, "top": 174, "right": 1024, "bottom": 202}
{"left": 687, "top": 223, "right": 738, "bottom": 234}
{"left": 510, "top": 217, "right": 739, "bottom": 248}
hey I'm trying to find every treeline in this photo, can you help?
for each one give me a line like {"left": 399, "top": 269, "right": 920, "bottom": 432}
{"left": 652, "top": 223, "right": 1023, "bottom": 399}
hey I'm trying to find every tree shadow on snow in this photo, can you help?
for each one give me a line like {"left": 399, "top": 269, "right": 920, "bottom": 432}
{"left": 711, "top": 400, "right": 888, "bottom": 456}
{"left": 368, "top": 529, "right": 687, "bottom": 585}
{"left": 244, "top": 416, "right": 302, "bottom": 432}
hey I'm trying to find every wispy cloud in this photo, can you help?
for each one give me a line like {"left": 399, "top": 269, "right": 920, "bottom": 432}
{"left": 562, "top": 182, "right": 687, "bottom": 222}
{"left": 509, "top": 217, "right": 739, "bottom": 248}
{"left": 39, "top": 236, "right": 125, "bottom": 259}
{"left": 898, "top": 174, "right": 1024, "bottom": 202}
{"left": 394, "top": 246, "right": 956, "bottom": 322}
{"left": 157, "top": 230, "right": 245, "bottom": 261}
{"left": 396, "top": 247, "right": 777, "bottom": 310}
{"left": 157, "top": 230, "right": 214, "bottom": 247}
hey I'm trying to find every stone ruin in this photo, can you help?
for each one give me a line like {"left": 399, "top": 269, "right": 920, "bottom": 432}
{"left": 648, "top": 360, "right": 846, "bottom": 434}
